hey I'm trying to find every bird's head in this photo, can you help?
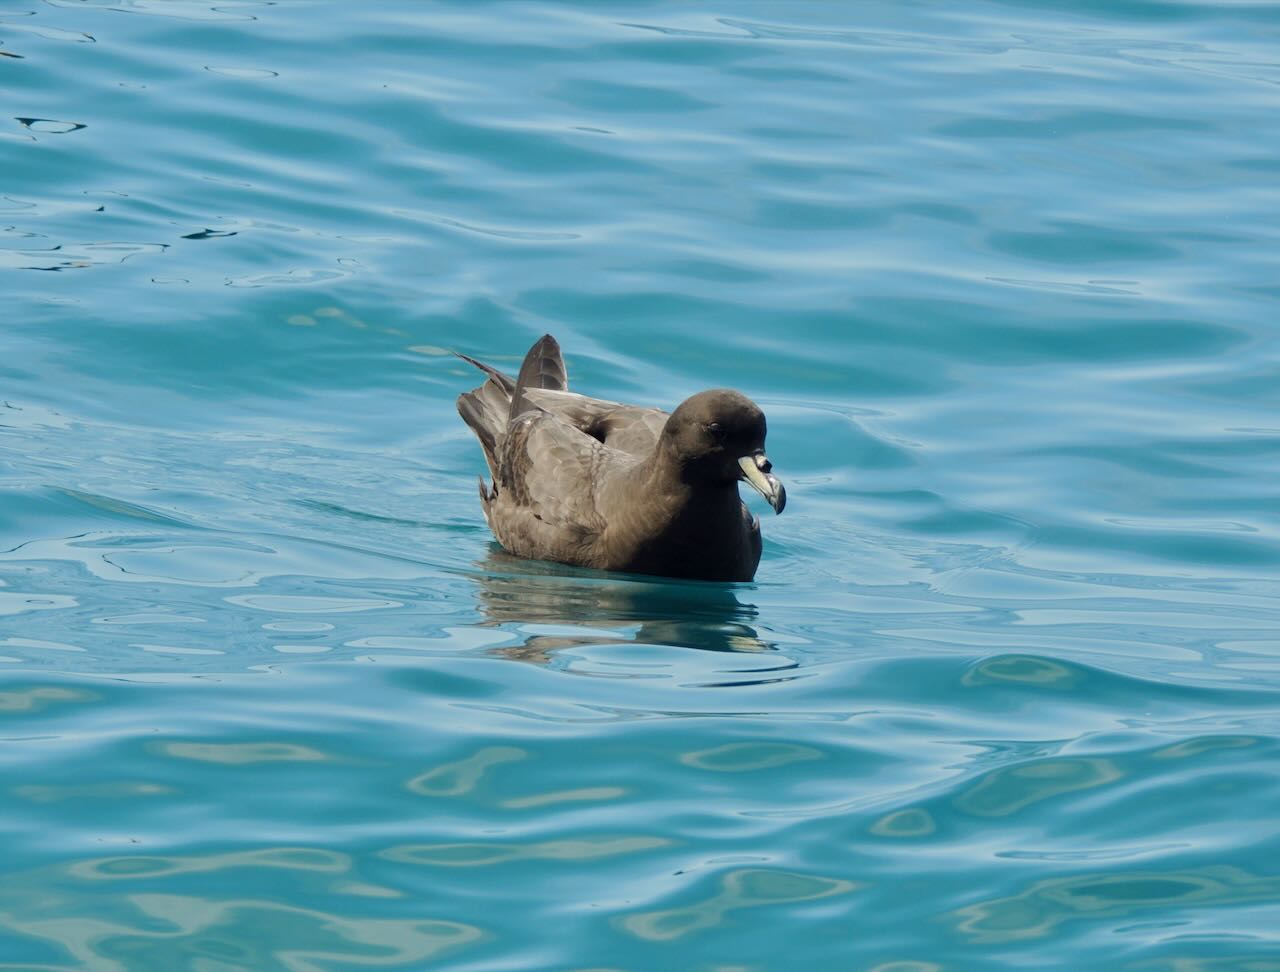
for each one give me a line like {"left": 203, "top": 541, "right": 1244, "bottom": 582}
{"left": 661, "top": 389, "right": 786, "bottom": 514}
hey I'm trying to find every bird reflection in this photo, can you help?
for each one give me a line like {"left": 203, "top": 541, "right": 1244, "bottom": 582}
{"left": 469, "top": 547, "right": 774, "bottom": 664}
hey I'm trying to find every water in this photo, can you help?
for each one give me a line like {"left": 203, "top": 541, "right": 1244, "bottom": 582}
{"left": 3, "top": 1, "right": 1279, "bottom": 968}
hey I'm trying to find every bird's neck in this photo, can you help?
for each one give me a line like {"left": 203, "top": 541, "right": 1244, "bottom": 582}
{"left": 643, "top": 440, "right": 739, "bottom": 517}
{"left": 608, "top": 441, "right": 752, "bottom": 581}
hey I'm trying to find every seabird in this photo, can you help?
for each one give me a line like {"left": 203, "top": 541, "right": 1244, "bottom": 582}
{"left": 456, "top": 334, "right": 785, "bottom": 582}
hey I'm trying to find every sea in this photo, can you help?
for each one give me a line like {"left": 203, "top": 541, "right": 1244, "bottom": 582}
{"left": 2, "top": 1, "right": 1279, "bottom": 969}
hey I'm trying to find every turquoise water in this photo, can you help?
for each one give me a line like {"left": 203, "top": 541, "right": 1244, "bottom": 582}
{"left": 3, "top": 0, "right": 1279, "bottom": 968}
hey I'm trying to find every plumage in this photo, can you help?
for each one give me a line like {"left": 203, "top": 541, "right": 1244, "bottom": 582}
{"left": 455, "top": 334, "right": 786, "bottom": 582}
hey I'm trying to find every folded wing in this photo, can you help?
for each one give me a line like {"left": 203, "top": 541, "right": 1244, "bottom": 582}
{"left": 521, "top": 388, "right": 668, "bottom": 458}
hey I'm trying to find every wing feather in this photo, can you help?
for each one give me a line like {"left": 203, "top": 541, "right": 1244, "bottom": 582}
{"left": 489, "top": 413, "right": 618, "bottom": 561}
{"left": 521, "top": 388, "right": 668, "bottom": 457}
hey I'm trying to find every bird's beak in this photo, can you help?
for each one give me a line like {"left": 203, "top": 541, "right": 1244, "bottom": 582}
{"left": 738, "top": 454, "right": 786, "bottom": 514}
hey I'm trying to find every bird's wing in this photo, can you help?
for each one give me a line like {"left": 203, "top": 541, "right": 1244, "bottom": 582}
{"left": 521, "top": 388, "right": 668, "bottom": 458}
{"left": 495, "top": 412, "right": 615, "bottom": 540}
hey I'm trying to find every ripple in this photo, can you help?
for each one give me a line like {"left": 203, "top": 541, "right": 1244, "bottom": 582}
{"left": 204, "top": 65, "right": 279, "bottom": 80}
{"left": 552, "top": 78, "right": 715, "bottom": 113}
{"left": 394, "top": 209, "right": 582, "bottom": 242}
{"left": 955, "top": 757, "right": 1125, "bottom": 818}
{"left": 0, "top": 685, "right": 95, "bottom": 713}
{"left": 938, "top": 110, "right": 1212, "bottom": 140}
{"left": 869, "top": 808, "right": 937, "bottom": 838}
{"left": 225, "top": 594, "right": 403, "bottom": 614}
{"left": 137, "top": 642, "right": 225, "bottom": 655}
{"left": 0, "top": 593, "right": 78, "bottom": 617}
{"left": 0, "top": 890, "right": 484, "bottom": 968}
{"left": 620, "top": 868, "right": 860, "bottom": 942}
{"left": 44, "top": 0, "right": 272, "bottom": 21}
{"left": 180, "top": 227, "right": 238, "bottom": 240}
{"left": 158, "top": 741, "right": 334, "bottom": 764}
{"left": 15, "top": 781, "right": 173, "bottom": 803}
{"left": 0, "top": 19, "right": 95, "bottom": 43}
{"left": 962, "top": 654, "right": 1084, "bottom": 689}
{"left": 14, "top": 117, "right": 86, "bottom": 134}
{"left": 69, "top": 847, "right": 350, "bottom": 880}
{"left": 0, "top": 637, "right": 85, "bottom": 654}
{"left": 987, "top": 222, "right": 1180, "bottom": 264}
{"left": 93, "top": 613, "right": 206, "bottom": 626}
{"left": 680, "top": 742, "right": 822, "bottom": 772}
{"left": 262, "top": 620, "right": 334, "bottom": 633}
{"left": 225, "top": 266, "right": 353, "bottom": 287}
{"left": 1152, "top": 736, "right": 1260, "bottom": 760}
{"left": 986, "top": 275, "right": 1143, "bottom": 296}
{"left": 406, "top": 746, "right": 526, "bottom": 797}
{"left": 382, "top": 836, "right": 670, "bottom": 867}
{"left": 1, "top": 241, "right": 168, "bottom": 271}
{"left": 953, "top": 866, "right": 1280, "bottom": 944}
{"left": 501, "top": 786, "right": 627, "bottom": 809}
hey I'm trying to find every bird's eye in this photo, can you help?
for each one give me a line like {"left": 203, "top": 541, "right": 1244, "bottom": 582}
{"left": 707, "top": 422, "right": 726, "bottom": 442}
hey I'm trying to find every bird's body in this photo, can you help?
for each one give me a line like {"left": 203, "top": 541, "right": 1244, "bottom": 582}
{"left": 456, "top": 335, "right": 785, "bottom": 582}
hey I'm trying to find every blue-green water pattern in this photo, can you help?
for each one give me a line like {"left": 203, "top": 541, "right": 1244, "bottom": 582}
{"left": 3, "top": 1, "right": 1279, "bottom": 970}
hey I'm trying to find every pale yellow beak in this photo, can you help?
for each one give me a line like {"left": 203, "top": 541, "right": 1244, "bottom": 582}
{"left": 738, "top": 454, "right": 786, "bottom": 514}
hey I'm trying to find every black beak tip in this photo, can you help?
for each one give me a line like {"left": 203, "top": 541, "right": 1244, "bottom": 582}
{"left": 770, "top": 479, "right": 787, "bottom": 515}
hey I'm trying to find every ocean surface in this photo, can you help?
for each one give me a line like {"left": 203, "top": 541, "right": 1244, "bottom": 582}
{"left": 3, "top": 1, "right": 1279, "bottom": 969}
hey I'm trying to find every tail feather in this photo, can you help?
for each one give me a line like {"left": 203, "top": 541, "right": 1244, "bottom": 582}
{"left": 454, "top": 348, "right": 520, "bottom": 481}
{"left": 510, "top": 334, "right": 567, "bottom": 420}
{"left": 477, "top": 475, "right": 495, "bottom": 523}
{"left": 453, "top": 351, "right": 517, "bottom": 395}
{"left": 454, "top": 335, "right": 566, "bottom": 484}
{"left": 456, "top": 389, "right": 503, "bottom": 480}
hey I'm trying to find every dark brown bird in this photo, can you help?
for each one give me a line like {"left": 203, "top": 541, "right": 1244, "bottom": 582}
{"left": 455, "top": 334, "right": 785, "bottom": 582}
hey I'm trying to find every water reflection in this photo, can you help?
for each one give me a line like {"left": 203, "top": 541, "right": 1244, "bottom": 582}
{"left": 406, "top": 746, "right": 526, "bottom": 797}
{"left": 381, "top": 836, "right": 670, "bottom": 868}
{"left": 955, "top": 756, "right": 1124, "bottom": 818}
{"left": 619, "top": 868, "right": 859, "bottom": 942}
{"left": 0, "top": 853, "right": 484, "bottom": 969}
{"left": 952, "top": 865, "right": 1280, "bottom": 944}
{"left": 469, "top": 549, "right": 775, "bottom": 662}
